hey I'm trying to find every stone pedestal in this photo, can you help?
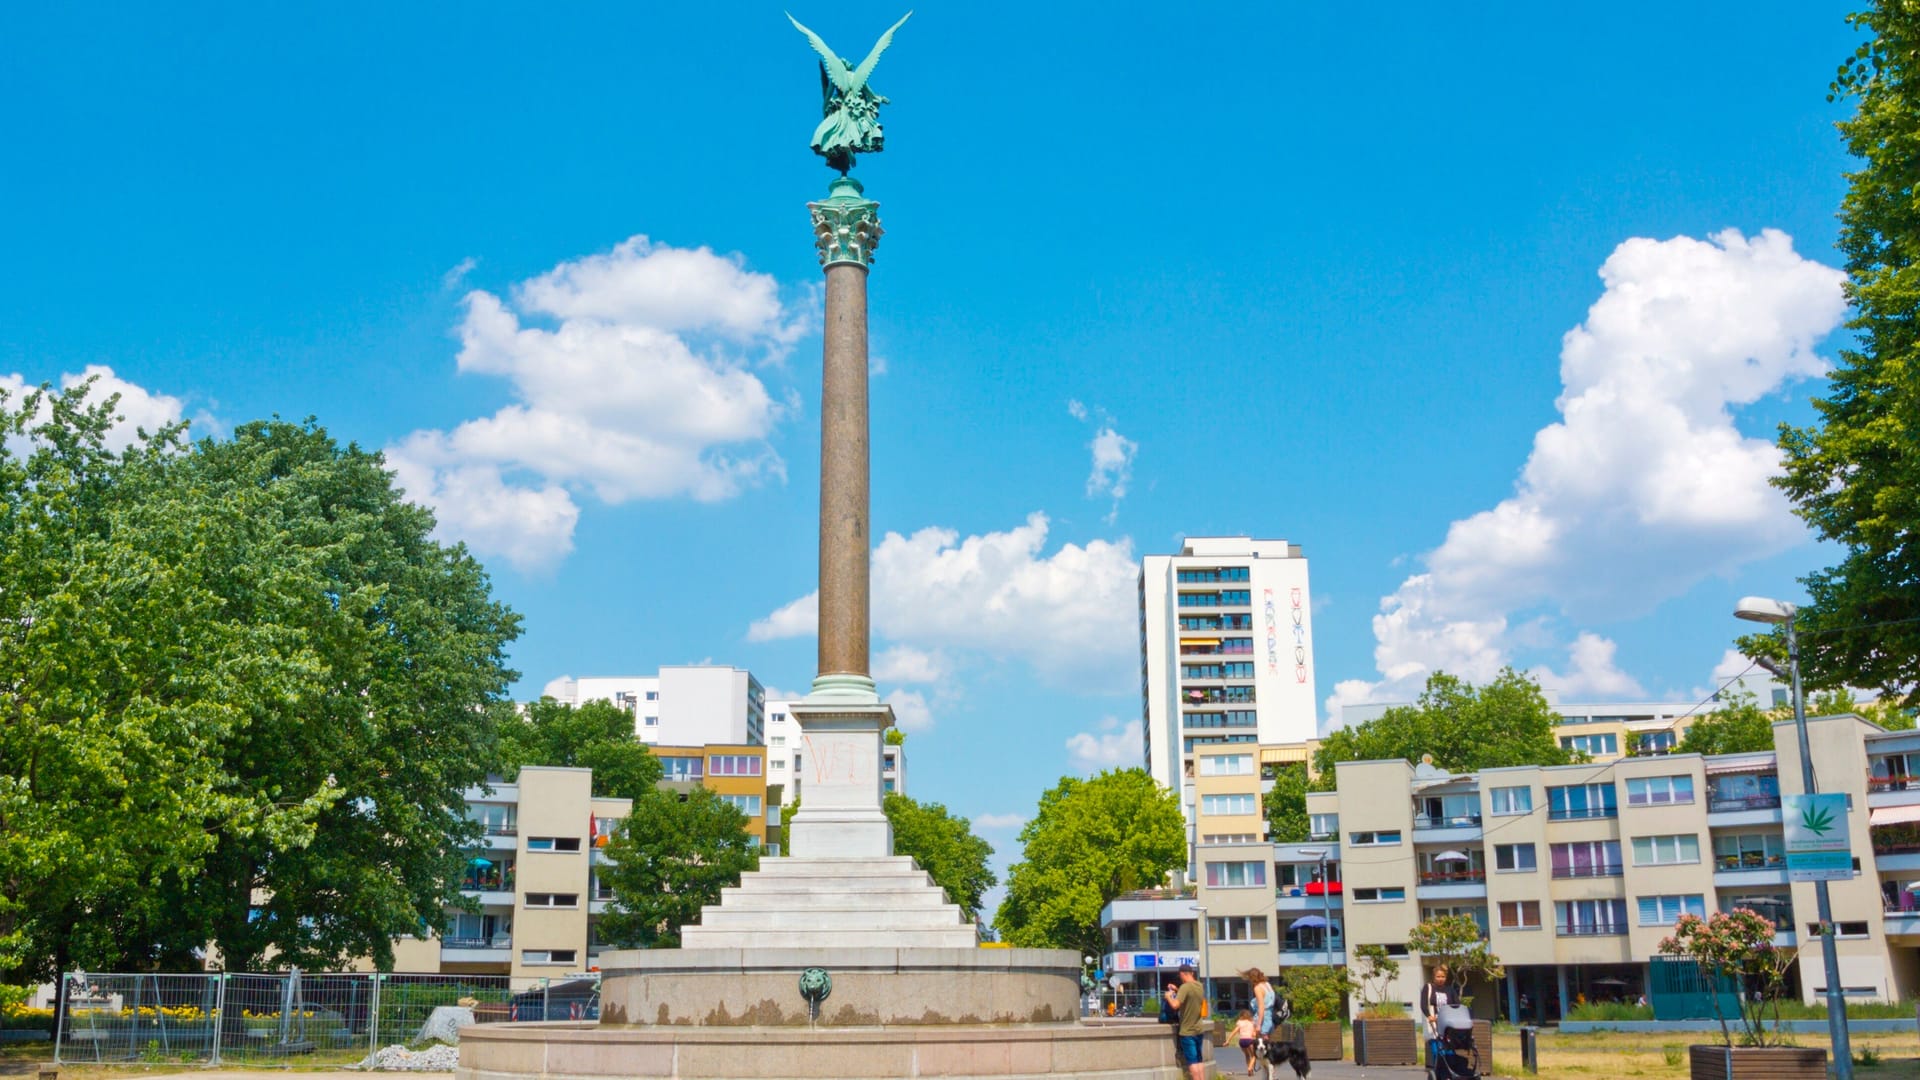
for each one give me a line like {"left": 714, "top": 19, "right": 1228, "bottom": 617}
{"left": 784, "top": 697, "right": 892, "bottom": 859}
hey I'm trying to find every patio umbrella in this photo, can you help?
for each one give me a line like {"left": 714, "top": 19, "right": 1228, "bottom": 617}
{"left": 1292, "top": 916, "right": 1329, "bottom": 929}
{"left": 1592, "top": 978, "right": 1629, "bottom": 987}
{"left": 1905, "top": 882, "right": 1920, "bottom": 893}
{"left": 469, "top": 857, "right": 494, "bottom": 867}
{"left": 1431, "top": 850, "right": 1472, "bottom": 863}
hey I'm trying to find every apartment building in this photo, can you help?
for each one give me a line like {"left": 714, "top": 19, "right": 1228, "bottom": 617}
{"left": 1140, "top": 538, "right": 1319, "bottom": 817}
{"left": 545, "top": 665, "right": 766, "bottom": 746}
{"left": 652, "top": 743, "right": 781, "bottom": 851}
{"left": 391, "top": 766, "right": 630, "bottom": 986}
{"left": 763, "top": 699, "right": 906, "bottom": 808}
{"left": 1106, "top": 712, "right": 1920, "bottom": 1018}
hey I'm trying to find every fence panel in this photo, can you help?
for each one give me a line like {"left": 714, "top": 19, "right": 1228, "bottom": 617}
{"left": 56, "top": 970, "right": 598, "bottom": 1066}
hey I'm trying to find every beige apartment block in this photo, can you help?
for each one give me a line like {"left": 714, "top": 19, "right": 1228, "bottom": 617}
{"left": 1109, "top": 712, "right": 1920, "bottom": 1019}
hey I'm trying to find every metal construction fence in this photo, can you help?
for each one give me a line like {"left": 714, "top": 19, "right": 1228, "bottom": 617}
{"left": 54, "top": 970, "right": 600, "bottom": 1065}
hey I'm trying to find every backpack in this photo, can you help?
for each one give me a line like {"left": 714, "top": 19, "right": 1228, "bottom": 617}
{"left": 1269, "top": 990, "right": 1292, "bottom": 1025}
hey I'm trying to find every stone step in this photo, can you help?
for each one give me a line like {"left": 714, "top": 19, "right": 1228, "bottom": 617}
{"left": 717, "top": 887, "right": 955, "bottom": 909}
{"left": 730, "top": 874, "right": 939, "bottom": 894}
{"left": 750, "top": 856, "right": 924, "bottom": 876}
{"left": 676, "top": 926, "right": 979, "bottom": 949}
{"left": 693, "top": 905, "right": 968, "bottom": 930}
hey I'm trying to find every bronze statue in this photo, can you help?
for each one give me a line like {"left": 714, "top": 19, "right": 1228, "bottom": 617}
{"left": 787, "top": 12, "right": 911, "bottom": 175}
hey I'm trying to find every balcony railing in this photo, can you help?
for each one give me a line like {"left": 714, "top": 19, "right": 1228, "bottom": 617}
{"left": 1413, "top": 814, "right": 1483, "bottom": 830}
{"left": 1714, "top": 854, "right": 1785, "bottom": 871}
{"left": 1867, "top": 775, "right": 1918, "bottom": 792}
{"left": 1551, "top": 864, "right": 1624, "bottom": 879}
{"left": 478, "top": 823, "right": 517, "bottom": 836}
{"left": 1873, "top": 837, "right": 1920, "bottom": 855}
{"left": 1114, "top": 939, "right": 1200, "bottom": 954}
{"left": 1707, "top": 794, "right": 1783, "bottom": 812}
{"left": 443, "top": 935, "right": 512, "bottom": 950}
{"left": 1547, "top": 807, "right": 1618, "bottom": 821}
{"left": 1418, "top": 869, "right": 1486, "bottom": 884}
{"left": 1555, "top": 924, "right": 1628, "bottom": 937}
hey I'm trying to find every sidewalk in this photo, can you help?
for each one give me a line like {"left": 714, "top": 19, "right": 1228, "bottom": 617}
{"left": 1212, "top": 1042, "right": 1428, "bottom": 1077}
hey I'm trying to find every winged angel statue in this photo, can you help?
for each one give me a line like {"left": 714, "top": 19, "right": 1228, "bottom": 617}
{"left": 787, "top": 12, "right": 912, "bottom": 174}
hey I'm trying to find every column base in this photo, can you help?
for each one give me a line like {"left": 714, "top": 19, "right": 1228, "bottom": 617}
{"left": 808, "top": 671, "right": 880, "bottom": 704}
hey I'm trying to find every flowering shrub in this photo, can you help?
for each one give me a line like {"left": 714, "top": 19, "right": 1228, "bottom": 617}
{"left": 1657, "top": 908, "right": 1796, "bottom": 1047}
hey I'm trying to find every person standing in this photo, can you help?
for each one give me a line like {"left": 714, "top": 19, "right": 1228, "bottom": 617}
{"left": 1419, "top": 964, "right": 1452, "bottom": 1072}
{"left": 1244, "top": 968, "right": 1275, "bottom": 1038}
{"left": 1165, "top": 963, "right": 1210, "bottom": 1080}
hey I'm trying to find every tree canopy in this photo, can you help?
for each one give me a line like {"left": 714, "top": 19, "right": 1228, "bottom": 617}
{"left": 1677, "top": 693, "right": 1779, "bottom": 757}
{"left": 882, "top": 793, "right": 996, "bottom": 922}
{"left": 993, "top": 768, "right": 1185, "bottom": 956}
{"left": 599, "top": 788, "right": 761, "bottom": 949}
{"left": 1311, "top": 669, "right": 1572, "bottom": 786}
{"left": 0, "top": 393, "right": 522, "bottom": 981}
{"left": 498, "top": 698, "right": 663, "bottom": 803}
{"left": 1264, "top": 763, "right": 1310, "bottom": 844}
{"left": 1768, "top": 1, "right": 1920, "bottom": 706}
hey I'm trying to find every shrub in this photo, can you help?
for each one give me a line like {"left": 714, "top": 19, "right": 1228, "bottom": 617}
{"left": 1566, "top": 1002, "right": 1653, "bottom": 1021}
{"left": 1281, "top": 965, "right": 1352, "bottom": 1023}
{"left": 1658, "top": 909, "right": 1795, "bottom": 1048}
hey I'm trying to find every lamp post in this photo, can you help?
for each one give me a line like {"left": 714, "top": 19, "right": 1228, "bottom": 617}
{"left": 1148, "top": 923, "right": 1161, "bottom": 998}
{"left": 1194, "top": 904, "right": 1213, "bottom": 1014}
{"left": 1299, "top": 848, "right": 1335, "bottom": 962}
{"left": 1736, "top": 595, "right": 1853, "bottom": 1080}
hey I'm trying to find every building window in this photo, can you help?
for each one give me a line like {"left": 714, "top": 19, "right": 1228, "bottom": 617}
{"left": 1498, "top": 901, "right": 1542, "bottom": 929}
{"left": 1713, "top": 832, "right": 1786, "bottom": 870}
{"left": 1556, "top": 899, "right": 1629, "bottom": 935}
{"left": 717, "top": 794, "right": 764, "bottom": 817}
{"left": 1637, "top": 731, "right": 1677, "bottom": 754}
{"left": 1201, "top": 794, "right": 1258, "bottom": 816}
{"left": 709, "top": 755, "right": 763, "bottom": 777}
{"left": 1550, "top": 840, "right": 1623, "bottom": 878}
{"left": 1207, "top": 915, "right": 1268, "bottom": 942}
{"left": 525, "top": 837, "right": 582, "bottom": 853}
{"left": 661, "top": 757, "right": 703, "bottom": 780}
{"left": 772, "top": 760, "right": 787, "bottom": 771}
{"left": 1808, "top": 921, "right": 1870, "bottom": 939}
{"left": 1494, "top": 843, "right": 1536, "bottom": 872}
{"left": 1352, "top": 887, "right": 1407, "bottom": 903}
{"left": 1547, "top": 783, "right": 1618, "bottom": 820}
{"left": 1202, "top": 833, "right": 1261, "bottom": 845}
{"left": 468, "top": 804, "right": 517, "bottom": 836}
{"left": 643, "top": 715, "right": 658, "bottom": 727}
{"left": 1560, "top": 733, "right": 1619, "bottom": 756}
{"left": 770, "top": 736, "right": 785, "bottom": 747}
{"left": 1631, "top": 834, "right": 1702, "bottom": 866}
{"left": 1308, "top": 814, "right": 1338, "bottom": 840}
{"left": 590, "top": 875, "right": 614, "bottom": 901}
{"left": 1488, "top": 786, "right": 1533, "bottom": 816}
{"left": 1637, "top": 894, "right": 1706, "bottom": 926}
{"left": 644, "top": 691, "right": 658, "bottom": 701}
{"left": 1199, "top": 753, "right": 1255, "bottom": 776}
{"left": 521, "top": 949, "right": 578, "bottom": 965}
{"left": 1626, "top": 775, "right": 1695, "bottom": 806}
{"left": 1348, "top": 830, "right": 1402, "bottom": 847}
{"left": 1205, "top": 861, "right": 1268, "bottom": 888}
{"left": 523, "top": 893, "right": 580, "bottom": 909}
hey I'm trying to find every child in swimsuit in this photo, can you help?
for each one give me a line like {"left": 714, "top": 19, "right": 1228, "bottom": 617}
{"left": 1233, "top": 1010, "right": 1258, "bottom": 1075}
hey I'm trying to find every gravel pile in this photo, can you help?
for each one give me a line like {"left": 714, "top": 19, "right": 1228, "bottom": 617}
{"left": 358, "top": 1043, "right": 460, "bottom": 1071}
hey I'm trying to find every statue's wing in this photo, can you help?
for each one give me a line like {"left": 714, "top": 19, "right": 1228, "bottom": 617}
{"left": 787, "top": 13, "right": 853, "bottom": 91}
{"left": 850, "top": 11, "right": 912, "bottom": 89}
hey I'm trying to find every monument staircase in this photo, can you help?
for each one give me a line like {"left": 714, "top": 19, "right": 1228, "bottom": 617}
{"left": 679, "top": 854, "right": 978, "bottom": 948}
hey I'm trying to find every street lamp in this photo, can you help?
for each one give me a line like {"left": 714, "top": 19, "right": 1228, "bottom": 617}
{"left": 1300, "top": 848, "right": 1335, "bottom": 962}
{"left": 1194, "top": 903, "right": 1213, "bottom": 1013}
{"left": 1736, "top": 595, "right": 1853, "bottom": 1080}
{"left": 1148, "top": 923, "right": 1161, "bottom": 996}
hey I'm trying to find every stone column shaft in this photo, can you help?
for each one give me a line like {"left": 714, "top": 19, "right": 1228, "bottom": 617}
{"left": 817, "top": 261, "right": 870, "bottom": 682}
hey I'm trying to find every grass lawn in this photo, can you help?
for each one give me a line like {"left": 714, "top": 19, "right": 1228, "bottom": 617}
{"left": 1491, "top": 1028, "right": 1920, "bottom": 1079}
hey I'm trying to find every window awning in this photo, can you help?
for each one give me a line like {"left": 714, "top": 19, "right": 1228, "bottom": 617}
{"left": 1262, "top": 745, "right": 1310, "bottom": 764}
{"left": 1705, "top": 759, "right": 1777, "bottom": 776}
{"left": 1180, "top": 638, "right": 1221, "bottom": 645}
{"left": 1870, "top": 805, "right": 1920, "bottom": 826}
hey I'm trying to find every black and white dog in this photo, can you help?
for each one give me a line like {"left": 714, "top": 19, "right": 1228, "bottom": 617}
{"left": 1262, "top": 996, "right": 1312, "bottom": 1078}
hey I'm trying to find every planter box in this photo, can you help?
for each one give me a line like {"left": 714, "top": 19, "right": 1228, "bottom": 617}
{"left": 1352, "top": 1017, "right": 1418, "bottom": 1066}
{"left": 1687, "top": 1044, "right": 1827, "bottom": 1080}
{"left": 1302, "top": 1021, "right": 1343, "bottom": 1061}
{"left": 1472, "top": 1019, "right": 1492, "bottom": 1075}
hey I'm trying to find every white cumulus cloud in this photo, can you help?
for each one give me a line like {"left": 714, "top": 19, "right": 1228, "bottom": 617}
{"left": 748, "top": 512, "right": 1138, "bottom": 687}
{"left": 1333, "top": 229, "right": 1846, "bottom": 713}
{"left": 0, "top": 365, "right": 189, "bottom": 453}
{"left": 885, "top": 688, "right": 935, "bottom": 733}
{"left": 1070, "top": 402, "right": 1139, "bottom": 523}
{"left": 1066, "top": 716, "right": 1143, "bottom": 773}
{"left": 972, "top": 812, "right": 1028, "bottom": 831}
{"left": 388, "top": 236, "right": 801, "bottom": 573}
{"left": 874, "top": 645, "right": 946, "bottom": 684}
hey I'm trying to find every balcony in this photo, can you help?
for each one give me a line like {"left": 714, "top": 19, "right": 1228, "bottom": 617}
{"left": 1552, "top": 864, "right": 1625, "bottom": 880}
{"left": 1556, "top": 924, "right": 1628, "bottom": 937}
{"left": 1275, "top": 946, "right": 1345, "bottom": 966}
{"left": 1547, "top": 807, "right": 1618, "bottom": 821}
{"left": 441, "top": 935, "right": 512, "bottom": 963}
{"left": 1413, "top": 814, "right": 1484, "bottom": 831}
{"left": 1884, "top": 909, "right": 1920, "bottom": 937}
{"left": 1419, "top": 869, "right": 1485, "bottom": 884}
{"left": 1708, "top": 794, "right": 1783, "bottom": 813}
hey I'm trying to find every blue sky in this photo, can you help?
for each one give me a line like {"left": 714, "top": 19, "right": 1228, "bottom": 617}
{"left": 0, "top": 3, "right": 1869, "bottom": 856}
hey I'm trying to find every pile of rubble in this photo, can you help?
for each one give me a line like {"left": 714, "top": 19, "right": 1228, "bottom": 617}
{"left": 358, "top": 1043, "right": 460, "bottom": 1071}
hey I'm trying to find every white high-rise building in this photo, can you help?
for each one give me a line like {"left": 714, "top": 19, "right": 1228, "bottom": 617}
{"left": 1140, "top": 537, "right": 1319, "bottom": 799}
{"left": 545, "top": 665, "right": 765, "bottom": 746}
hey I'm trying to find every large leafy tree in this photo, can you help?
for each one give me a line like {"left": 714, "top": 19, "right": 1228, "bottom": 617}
{"left": 993, "top": 768, "right": 1185, "bottom": 956}
{"left": 599, "top": 789, "right": 760, "bottom": 948}
{"left": 0, "top": 401, "right": 519, "bottom": 980}
{"left": 498, "top": 698, "right": 663, "bottom": 802}
{"left": 1768, "top": 1, "right": 1920, "bottom": 705}
{"left": 1676, "top": 693, "right": 1778, "bottom": 757}
{"left": 883, "top": 793, "right": 996, "bottom": 922}
{"left": 1264, "top": 762, "right": 1311, "bottom": 844}
{"left": 1310, "top": 669, "right": 1572, "bottom": 786}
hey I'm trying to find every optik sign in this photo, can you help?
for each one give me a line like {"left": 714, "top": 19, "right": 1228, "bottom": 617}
{"left": 1782, "top": 793, "right": 1852, "bottom": 882}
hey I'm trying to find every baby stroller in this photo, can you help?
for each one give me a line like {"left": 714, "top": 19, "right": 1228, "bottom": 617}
{"left": 1426, "top": 1003, "right": 1479, "bottom": 1079}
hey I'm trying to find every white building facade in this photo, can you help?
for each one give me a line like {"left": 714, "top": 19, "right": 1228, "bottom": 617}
{"left": 1140, "top": 537, "right": 1319, "bottom": 805}
{"left": 546, "top": 665, "right": 765, "bottom": 746}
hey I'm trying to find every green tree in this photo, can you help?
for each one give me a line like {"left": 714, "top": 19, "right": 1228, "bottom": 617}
{"left": 599, "top": 788, "right": 761, "bottom": 948}
{"left": 1264, "top": 762, "right": 1310, "bottom": 843}
{"left": 993, "top": 768, "right": 1185, "bottom": 956}
{"left": 883, "top": 793, "right": 996, "bottom": 922}
{"left": 1279, "top": 964, "right": 1351, "bottom": 1023}
{"left": 1676, "top": 693, "right": 1777, "bottom": 756}
{"left": 1768, "top": 1, "right": 1920, "bottom": 706}
{"left": 1407, "top": 915, "right": 1502, "bottom": 1003}
{"left": 498, "top": 698, "right": 663, "bottom": 802}
{"left": 1311, "top": 669, "right": 1571, "bottom": 785}
{"left": 885, "top": 727, "right": 906, "bottom": 746}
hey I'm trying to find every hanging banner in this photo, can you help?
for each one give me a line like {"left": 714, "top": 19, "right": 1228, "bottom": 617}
{"left": 1783, "top": 793, "right": 1852, "bottom": 882}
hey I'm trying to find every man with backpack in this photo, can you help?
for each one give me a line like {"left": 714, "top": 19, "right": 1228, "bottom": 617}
{"left": 1163, "top": 963, "right": 1209, "bottom": 1079}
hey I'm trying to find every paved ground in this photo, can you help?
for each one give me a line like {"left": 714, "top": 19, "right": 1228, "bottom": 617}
{"left": 1211, "top": 1043, "right": 1427, "bottom": 1078}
